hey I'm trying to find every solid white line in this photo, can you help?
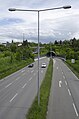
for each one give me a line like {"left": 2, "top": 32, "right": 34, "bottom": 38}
{"left": 10, "top": 93, "right": 18, "bottom": 102}
{"left": 73, "top": 103, "right": 78, "bottom": 117}
{"left": 68, "top": 89, "right": 71, "bottom": 96}
{"left": 21, "top": 70, "right": 25, "bottom": 73}
{"left": 65, "top": 81, "right": 67, "bottom": 86}
{"left": 22, "top": 83, "right": 27, "bottom": 88}
{"left": 0, "top": 78, "right": 4, "bottom": 82}
{"left": 53, "top": 59, "right": 56, "bottom": 64}
{"left": 5, "top": 82, "right": 12, "bottom": 88}
{"left": 65, "top": 63, "right": 79, "bottom": 80}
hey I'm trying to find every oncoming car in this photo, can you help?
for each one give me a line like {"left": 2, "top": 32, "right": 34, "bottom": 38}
{"left": 41, "top": 63, "right": 46, "bottom": 68}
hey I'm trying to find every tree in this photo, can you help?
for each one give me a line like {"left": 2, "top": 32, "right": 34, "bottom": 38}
{"left": 54, "top": 40, "right": 58, "bottom": 44}
{"left": 12, "top": 40, "right": 14, "bottom": 43}
{"left": 10, "top": 44, "right": 17, "bottom": 53}
{"left": 59, "top": 40, "right": 62, "bottom": 45}
{"left": 22, "top": 39, "right": 28, "bottom": 46}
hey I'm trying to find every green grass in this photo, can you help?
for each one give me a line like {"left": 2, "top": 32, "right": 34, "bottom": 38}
{"left": 26, "top": 58, "right": 53, "bottom": 119}
{"left": 0, "top": 57, "right": 33, "bottom": 79}
{"left": 66, "top": 60, "right": 79, "bottom": 78}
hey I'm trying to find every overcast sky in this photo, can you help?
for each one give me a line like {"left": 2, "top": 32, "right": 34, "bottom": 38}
{"left": 0, "top": 0, "right": 79, "bottom": 43}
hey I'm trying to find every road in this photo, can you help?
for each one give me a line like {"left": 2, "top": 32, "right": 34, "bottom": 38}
{"left": 0, "top": 57, "right": 49, "bottom": 119}
{"left": 47, "top": 58, "right": 79, "bottom": 119}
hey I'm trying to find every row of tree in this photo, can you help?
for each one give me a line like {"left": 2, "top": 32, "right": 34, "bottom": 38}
{"left": 0, "top": 37, "right": 79, "bottom": 61}
{"left": 53, "top": 38, "right": 79, "bottom": 60}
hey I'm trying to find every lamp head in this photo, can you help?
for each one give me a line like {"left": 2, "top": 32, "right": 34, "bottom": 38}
{"left": 8, "top": 8, "right": 16, "bottom": 11}
{"left": 63, "top": 5, "right": 71, "bottom": 9}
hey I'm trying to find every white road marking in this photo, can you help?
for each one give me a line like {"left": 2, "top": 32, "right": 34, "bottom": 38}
{"left": 31, "top": 70, "right": 34, "bottom": 73}
{"left": 29, "top": 77, "right": 32, "bottom": 81}
{"left": 16, "top": 77, "right": 20, "bottom": 81}
{"left": 57, "top": 67, "right": 58, "bottom": 70}
{"left": 21, "top": 70, "right": 25, "bottom": 73}
{"left": 53, "top": 59, "right": 56, "bottom": 64}
{"left": 59, "top": 81, "right": 62, "bottom": 87}
{"left": 65, "top": 63, "right": 79, "bottom": 80}
{"left": 73, "top": 103, "right": 78, "bottom": 117}
{"left": 0, "top": 78, "right": 4, "bottom": 82}
{"left": 5, "top": 82, "right": 13, "bottom": 88}
{"left": 68, "top": 89, "right": 71, "bottom": 96}
{"left": 65, "top": 81, "right": 67, "bottom": 86}
{"left": 63, "top": 75, "right": 65, "bottom": 79}
{"left": 62, "top": 72, "right": 63, "bottom": 74}
{"left": 41, "top": 70, "right": 43, "bottom": 73}
{"left": 10, "top": 93, "right": 18, "bottom": 102}
{"left": 22, "top": 83, "right": 27, "bottom": 88}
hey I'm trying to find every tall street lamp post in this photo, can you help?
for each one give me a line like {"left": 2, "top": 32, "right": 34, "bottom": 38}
{"left": 9, "top": 5, "right": 71, "bottom": 105}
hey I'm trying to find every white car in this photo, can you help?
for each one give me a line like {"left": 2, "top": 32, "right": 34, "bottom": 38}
{"left": 41, "top": 63, "right": 46, "bottom": 68}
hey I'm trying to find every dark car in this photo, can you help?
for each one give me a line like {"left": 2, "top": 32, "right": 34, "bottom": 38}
{"left": 28, "top": 63, "right": 34, "bottom": 68}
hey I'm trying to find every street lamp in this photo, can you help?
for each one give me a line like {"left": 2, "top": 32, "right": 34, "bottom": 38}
{"left": 9, "top": 5, "right": 71, "bottom": 105}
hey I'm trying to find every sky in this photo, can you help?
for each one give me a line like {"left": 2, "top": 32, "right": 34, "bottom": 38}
{"left": 0, "top": 0, "right": 79, "bottom": 43}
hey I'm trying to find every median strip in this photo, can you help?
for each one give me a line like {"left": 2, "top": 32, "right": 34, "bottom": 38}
{"left": 26, "top": 58, "right": 53, "bottom": 119}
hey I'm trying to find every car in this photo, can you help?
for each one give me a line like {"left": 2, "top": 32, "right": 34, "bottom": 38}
{"left": 28, "top": 63, "right": 34, "bottom": 68}
{"left": 61, "top": 58, "right": 66, "bottom": 62}
{"left": 41, "top": 63, "right": 46, "bottom": 68}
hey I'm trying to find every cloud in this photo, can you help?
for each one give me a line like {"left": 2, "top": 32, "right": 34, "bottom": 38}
{"left": 0, "top": 18, "right": 24, "bottom": 26}
{"left": 0, "top": 0, "right": 79, "bottom": 43}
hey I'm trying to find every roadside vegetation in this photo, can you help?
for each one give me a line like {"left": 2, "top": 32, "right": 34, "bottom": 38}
{"left": 26, "top": 58, "right": 53, "bottom": 119}
{"left": 0, "top": 37, "right": 79, "bottom": 80}
{"left": 52, "top": 38, "right": 79, "bottom": 78}
{"left": 0, "top": 40, "right": 49, "bottom": 79}
{"left": 0, "top": 40, "right": 34, "bottom": 79}
{"left": 66, "top": 60, "right": 79, "bottom": 78}
{"left": 0, "top": 57, "right": 33, "bottom": 79}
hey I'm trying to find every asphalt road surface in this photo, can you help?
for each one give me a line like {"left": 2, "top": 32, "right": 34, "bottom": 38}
{"left": 47, "top": 58, "right": 79, "bottom": 119}
{"left": 0, "top": 57, "right": 49, "bottom": 119}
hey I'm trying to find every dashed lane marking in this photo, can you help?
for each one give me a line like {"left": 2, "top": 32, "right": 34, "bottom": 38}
{"left": 10, "top": 93, "right": 18, "bottom": 102}
{"left": 68, "top": 89, "right": 71, "bottom": 96}
{"left": 59, "top": 81, "right": 62, "bottom": 87}
{"left": 5, "top": 82, "right": 13, "bottom": 88}
{"left": 22, "top": 83, "right": 27, "bottom": 89}
{"left": 65, "top": 81, "right": 67, "bottom": 86}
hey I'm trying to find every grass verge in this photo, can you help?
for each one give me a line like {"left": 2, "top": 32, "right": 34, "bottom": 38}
{"left": 66, "top": 60, "right": 79, "bottom": 78}
{"left": 26, "top": 58, "right": 53, "bottom": 119}
{"left": 0, "top": 58, "right": 33, "bottom": 80}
